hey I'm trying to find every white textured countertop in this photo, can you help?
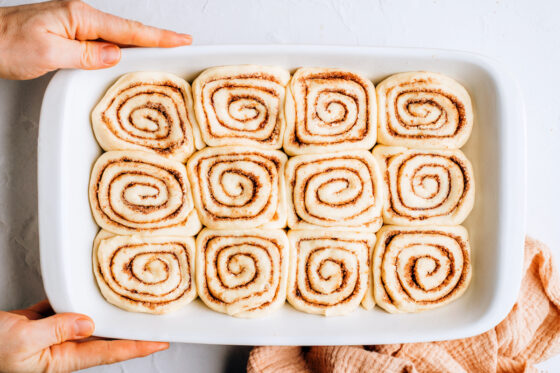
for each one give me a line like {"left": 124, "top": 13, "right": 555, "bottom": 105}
{"left": 0, "top": 0, "right": 558, "bottom": 371}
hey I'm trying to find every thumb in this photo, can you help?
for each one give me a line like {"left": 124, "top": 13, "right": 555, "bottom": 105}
{"left": 26, "top": 313, "right": 95, "bottom": 350}
{"left": 57, "top": 39, "right": 121, "bottom": 70}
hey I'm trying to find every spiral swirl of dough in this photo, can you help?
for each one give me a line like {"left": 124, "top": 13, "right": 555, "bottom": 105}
{"left": 373, "top": 146, "right": 474, "bottom": 225}
{"left": 89, "top": 150, "right": 201, "bottom": 236}
{"left": 287, "top": 230, "right": 375, "bottom": 316}
{"left": 376, "top": 71, "right": 473, "bottom": 149}
{"left": 187, "top": 146, "right": 287, "bottom": 229}
{"left": 284, "top": 67, "right": 377, "bottom": 155}
{"left": 192, "top": 65, "right": 290, "bottom": 149}
{"left": 373, "top": 225, "right": 472, "bottom": 313}
{"left": 196, "top": 229, "right": 289, "bottom": 317}
{"left": 92, "top": 72, "right": 203, "bottom": 163}
{"left": 93, "top": 230, "right": 196, "bottom": 314}
{"left": 286, "top": 150, "right": 383, "bottom": 231}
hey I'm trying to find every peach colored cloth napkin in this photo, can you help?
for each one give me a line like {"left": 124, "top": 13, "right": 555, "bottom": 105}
{"left": 248, "top": 238, "right": 560, "bottom": 373}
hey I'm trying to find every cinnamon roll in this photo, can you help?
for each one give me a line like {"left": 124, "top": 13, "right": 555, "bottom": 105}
{"left": 93, "top": 230, "right": 196, "bottom": 314}
{"left": 373, "top": 225, "right": 472, "bottom": 313}
{"left": 187, "top": 146, "right": 287, "bottom": 229}
{"left": 287, "top": 230, "right": 376, "bottom": 316}
{"left": 92, "top": 72, "right": 203, "bottom": 163}
{"left": 89, "top": 150, "right": 201, "bottom": 236}
{"left": 285, "top": 150, "right": 383, "bottom": 231}
{"left": 196, "top": 229, "right": 289, "bottom": 317}
{"left": 376, "top": 71, "right": 473, "bottom": 149}
{"left": 373, "top": 146, "right": 475, "bottom": 225}
{"left": 192, "top": 65, "right": 290, "bottom": 149}
{"left": 284, "top": 67, "right": 377, "bottom": 155}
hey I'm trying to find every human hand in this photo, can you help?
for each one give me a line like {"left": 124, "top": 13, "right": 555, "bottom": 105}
{"left": 0, "top": 0, "right": 192, "bottom": 80}
{"left": 0, "top": 300, "right": 169, "bottom": 373}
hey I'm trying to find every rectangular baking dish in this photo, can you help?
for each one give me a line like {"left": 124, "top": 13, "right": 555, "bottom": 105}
{"left": 38, "top": 45, "right": 526, "bottom": 345}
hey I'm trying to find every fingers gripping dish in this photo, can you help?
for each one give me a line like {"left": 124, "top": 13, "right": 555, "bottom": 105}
{"left": 92, "top": 72, "right": 203, "bottom": 162}
{"left": 376, "top": 71, "right": 473, "bottom": 149}
{"left": 89, "top": 150, "right": 201, "bottom": 236}
{"left": 373, "top": 225, "right": 472, "bottom": 313}
{"left": 285, "top": 150, "right": 383, "bottom": 231}
{"left": 196, "top": 229, "right": 289, "bottom": 317}
{"left": 283, "top": 67, "right": 377, "bottom": 155}
{"left": 93, "top": 230, "right": 197, "bottom": 314}
{"left": 187, "top": 146, "right": 288, "bottom": 229}
{"left": 287, "top": 230, "right": 376, "bottom": 316}
{"left": 373, "top": 146, "right": 475, "bottom": 226}
{"left": 192, "top": 65, "right": 290, "bottom": 149}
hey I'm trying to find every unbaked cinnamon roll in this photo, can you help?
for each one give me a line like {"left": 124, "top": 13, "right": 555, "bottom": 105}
{"left": 285, "top": 150, "right": 383, "bottom": 231}
{"left": 192, "top": 65, "right": 290, "bottom": 149}
{"left": 373, "top": 146, "right": 475, "bottom": 225}
{"left": 187, "top": 146, "right": 287, "bottom": 229}
{"left": 373, "top": 225, "right": 472, "bottom": 313}
{"left": 92, "top": 72, "right": 203, "bottom": 163}
{"left": 89, "top": 150, "right": 201, "bottom": 235}
{"left": 196, "top": 229, "right": 289, "bottom": 317}
{"left": 376, "top": 71, "right": 473, "bottom": 149}
{"left": 284, "top": 67, "right": 377, "bottom": 155}
{"left": 287, "top": 230, "right": 376, "bottom": 316}
{"left": 93, "top": 230, "right": 196, "bottom": 314}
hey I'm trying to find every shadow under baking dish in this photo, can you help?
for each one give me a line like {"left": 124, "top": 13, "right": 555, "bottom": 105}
{"left": 38, "top": 45, "right": 526, "bottom": 345}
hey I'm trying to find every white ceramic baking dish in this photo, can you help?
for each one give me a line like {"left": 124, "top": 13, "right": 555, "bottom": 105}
{"left": 38, "top": 45, "right": 526, "bottom": 345}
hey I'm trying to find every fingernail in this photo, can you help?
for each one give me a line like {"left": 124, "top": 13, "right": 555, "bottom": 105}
{"left": 154, "top": 342, "right": 169, "bottom": 351}
{"left": 75, "top": 318, "right": 94, "bottom": 337}
{"left": 179, "top": 34, "right": 192, "bottom": 44}
{"left": 101, "top": 45, "right": 121, "bottom": 65}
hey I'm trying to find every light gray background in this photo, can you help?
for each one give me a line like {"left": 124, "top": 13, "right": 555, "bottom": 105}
{"left": 0, "top": 0, "right": 558, "bottom": 371}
